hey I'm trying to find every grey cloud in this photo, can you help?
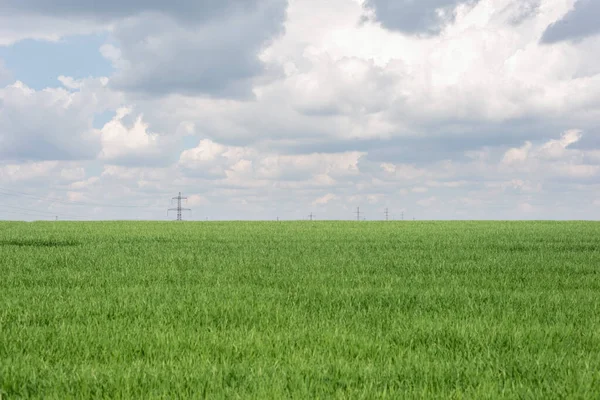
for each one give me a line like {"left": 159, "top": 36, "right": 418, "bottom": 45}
{"left": 1, "top": 0, "right": 264, "bottom": 23}
{"left": 264, "top": 117, "right": 568, "bottom": 166}
{"left": 571, "top": 127, "right": 600, "bottom": 150}
{"left": 100, "top": 147, "right": 182, "bottom": 169}
{"left": 0, "top": 85, "right": 101, "bottom": 162}
{"left": 0, "top": 133, "right": 98, "bottom": 162}
{"left": 108, "top": 1, "right": 286, "bottom": 97}
{"left": 505, "top": 0, "right": 540, "bottom": 25}
{"left": 541, "top": 0, "right": 600, "bottom": 43}
{"left": 2, "top": 0, "right": 288, "bottom": 98}
{"left": 363, "top": 0, "right": 479, "bottom": 35}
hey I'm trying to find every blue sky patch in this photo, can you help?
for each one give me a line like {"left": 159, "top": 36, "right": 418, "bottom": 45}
{"left": 0, "top": 33, "right": 113, "bottom": 90}
{"left": 93, "top": 110, "right": 116, "bottom": 129}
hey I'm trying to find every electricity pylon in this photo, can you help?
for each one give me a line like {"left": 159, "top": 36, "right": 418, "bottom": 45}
{"left": 168, "top": 192, "right": 192, "bottom": 221}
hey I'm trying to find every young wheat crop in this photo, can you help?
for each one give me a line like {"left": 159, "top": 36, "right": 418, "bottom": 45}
{"left": 1, "top": 221, "right": 599, "bottom": 398}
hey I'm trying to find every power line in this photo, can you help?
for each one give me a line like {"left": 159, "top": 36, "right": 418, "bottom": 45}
{"left": 0, "top": 206, "right": 84, "bottom": 219}
{"left": 0, "top": 210, "right": 62, "bottom": 219}
{"left": 0, "top": 187, "right": 158, "bottom": 209}
{"left": 168, "top": 192, "right": 192, "bottom": 221}
{"left": 0, "top": 203, "right": 89, "bottom": 219}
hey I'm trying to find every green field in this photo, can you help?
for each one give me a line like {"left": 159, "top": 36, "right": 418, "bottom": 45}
{"left": 1, "top": 221, "right": 599, "bottom": 398}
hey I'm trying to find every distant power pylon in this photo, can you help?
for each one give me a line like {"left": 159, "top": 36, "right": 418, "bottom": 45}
{"left": 356, "top": 207, "right": 361, "bottom": 221}
{"left": 385, "top": 208, "right": 389, "bottom": 221}
{"left": 308, "top": 212, "right": 316, "bottom": 221}
{"left": 168, "top": 192, "right": 192, "bottom": 221}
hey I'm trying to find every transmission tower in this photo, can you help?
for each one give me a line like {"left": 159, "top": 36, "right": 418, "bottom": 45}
{"left": 356, "top": 207, "right": 361, "bottom": 221}
{"left": 168, "top": 192, "right": 192, "bottom": 221}
{"left": 385, "top": 208, "right": 389, "bottom": 221}
{"left": 308, "top": 212, "right": 316, "bottom": 221}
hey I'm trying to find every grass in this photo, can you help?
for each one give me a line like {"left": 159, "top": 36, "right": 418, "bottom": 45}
{"left": 1, "top": 221, "right": 599, "bottom": 398}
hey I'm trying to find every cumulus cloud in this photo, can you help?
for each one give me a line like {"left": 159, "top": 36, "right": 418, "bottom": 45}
{"left": 0, "top": 79, "right": 118, "bottom": 162}
{"left": 0, "top": 161, "right": 59, "bottom": 183}
{"left": 211, "top": 0, "right": 600, "bottom": 154}
{"left": 312, "top": 193, "right": 337, "bottom": 205}
{"left": 2, "top": 0, "right": 600, "bottom": 220}
{"left": 98, "top": 107, "right": 177, "bottom": 166}
{"left": 501, "top": 130, "right": 599, "bottom": 181}
{"left": 542, "top": 0, "right": 600, "bottom": 44}
{"left": 179, "top": 138, "right": 363, "bottom": 185}
{"left": 538, "top": 129, "right": 582, "bottom": 159}
{"left": 60, "top": 167, "right": 86, "bottom": 181}
{"left": 2, "top": 0, "right": 271, "bottom": 22}
{"left": 502, "top": 142, "right": 533, "bottom": 165}
{"left": 1, "top": 0, "right": 288, "bottom": 98}
{"left": 178, "top": 139, "right": 246, "bottom": 179}
{"left": 107, "top": 1, "right": 287, "bottom": 97}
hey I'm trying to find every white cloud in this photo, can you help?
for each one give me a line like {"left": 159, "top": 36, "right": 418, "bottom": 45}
{"left": 141, "top": 0, "right": 599, "bottom": 153}
{"left": 538, "top": 129, "right": 581, "bottom": 159}
{"left": 180, "top": 138, "right": 363, "bottom": 185}
{"left": 554, "top": 164, "right": 599, "bottom": 179}
{"left": 98, "top": 108, "right": 167, "bottom": 164}
{"left": 312, "top": 193, "right": 337, "bottom": 205}
{"left": 60, "top": 167, "right": 86, "bottom": 181}
{"left": 187, "top": 194, "right": 208, "bottom": 206}
{"left": 69, "top": 176, "right": 99, "bottom": 190}
{"left": 179, "top": 139, "right": 250, "bottom": 179}
{"left": 502, "top": 142, "right": 533, "bottom": 165}
{"left": 1, "top": 0, "right": 600, "bottom": 220}
{"left": 0, "top": 78, "right": 120, "bottom": 162}
{"left": 0, "top": 161, "right": 59, "bottom": 183}
{"left": 500, "top": 130, "right": 599, "bottom": 180}
{"left": 518, "top": 202, "right": 535, "bottom": 213}
{"left": 495, "top": 179, "right": 542, "bottom": 194}
{"left": 417, "top": 196, "right": 438, "bottom": 207}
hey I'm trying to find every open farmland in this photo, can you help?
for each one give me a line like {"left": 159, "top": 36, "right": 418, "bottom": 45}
{"left": 1, "top": 221, "right": 600, "bottom": 398}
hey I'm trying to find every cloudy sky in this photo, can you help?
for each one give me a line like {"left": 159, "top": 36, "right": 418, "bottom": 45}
{"left": 0, "top": 0, "right": 599, "bottom": 221}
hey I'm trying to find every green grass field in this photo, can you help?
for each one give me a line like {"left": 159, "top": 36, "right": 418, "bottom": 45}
{"left": 1, "top": 221, "right": 600, "bottom": 398}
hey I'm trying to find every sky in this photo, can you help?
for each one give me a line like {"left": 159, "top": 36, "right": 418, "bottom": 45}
{"left": 0, "top": 0, "right": 599, "bottom": 221}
